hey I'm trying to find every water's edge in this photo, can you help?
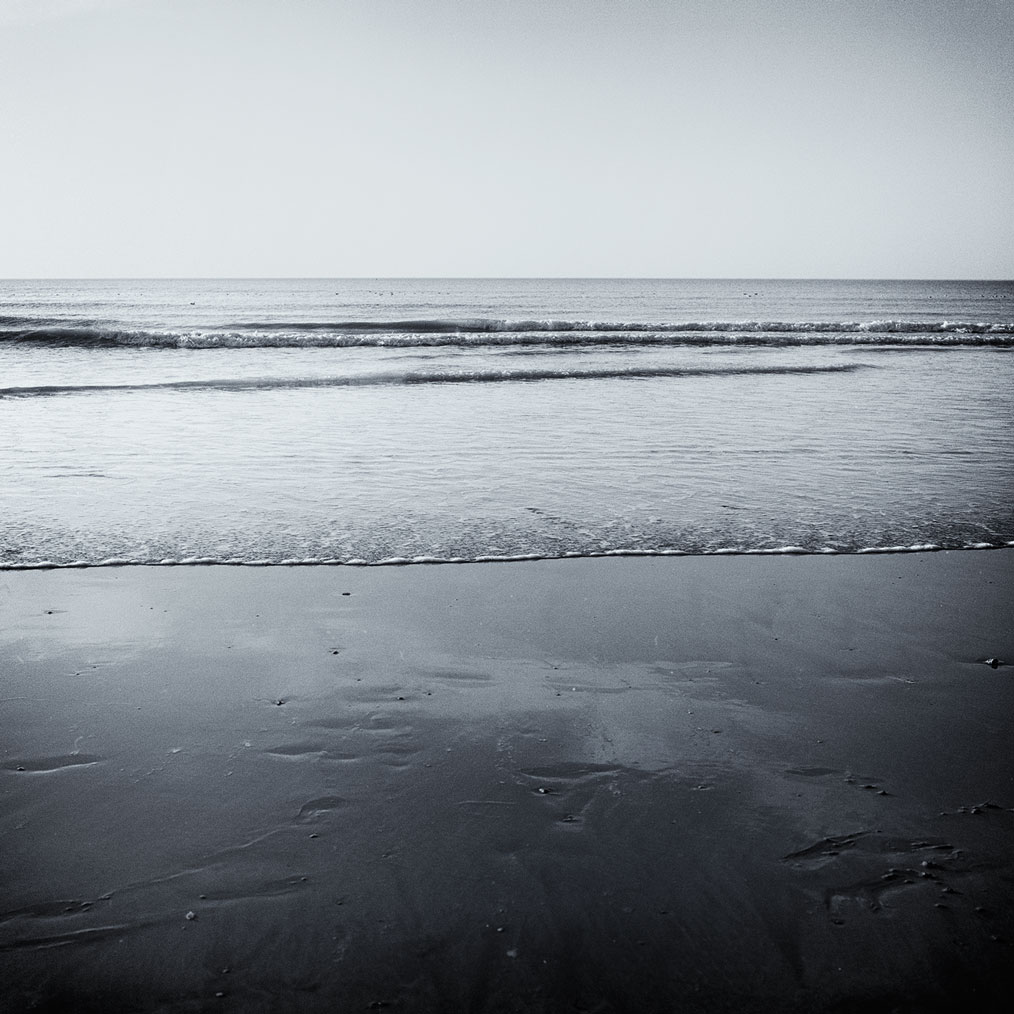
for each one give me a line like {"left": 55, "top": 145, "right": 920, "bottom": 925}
{"left": 3, "top": 542, "right": 1012, "bottom": 570}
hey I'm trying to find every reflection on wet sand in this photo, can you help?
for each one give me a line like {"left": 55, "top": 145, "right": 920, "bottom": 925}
{"left": 2, "top": 552, "right": 1013, "bottom": 1011}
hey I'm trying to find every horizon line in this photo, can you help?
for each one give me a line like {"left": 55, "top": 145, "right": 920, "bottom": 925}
{"left": 3, "top": 275, "right": 1012, "bottom": 284}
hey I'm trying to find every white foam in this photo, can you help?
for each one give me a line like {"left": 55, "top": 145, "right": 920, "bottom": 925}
{"left": 857, "top": 543, "right": 942, "bottom": 554}
{"left": 2, "top": 540, "right": 1011, "bottom": 573}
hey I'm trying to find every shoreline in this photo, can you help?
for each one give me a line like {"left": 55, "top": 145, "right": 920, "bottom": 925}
{"left": 2, "top": 551, "right": 1013, "bottom": 1012}
{"left": 2, "top": 541, "right": 1012, "bottom": 571}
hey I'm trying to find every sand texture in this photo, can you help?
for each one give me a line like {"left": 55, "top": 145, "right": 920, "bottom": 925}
{"left": 2, "top": 552, "right": 1013, "bottom": 1012}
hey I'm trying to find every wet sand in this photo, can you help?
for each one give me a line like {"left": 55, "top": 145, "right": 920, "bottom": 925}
{"left": 2, "top": 551, "right": 1013, "bottom": 1013}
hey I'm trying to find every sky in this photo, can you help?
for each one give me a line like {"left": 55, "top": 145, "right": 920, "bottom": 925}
{"left": 1, "top": 0, "right": 1012, "bottom": 278}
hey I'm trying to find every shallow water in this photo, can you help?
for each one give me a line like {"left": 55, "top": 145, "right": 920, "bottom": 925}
{"left": 2, "top": 278, "right": 1012, "bottom": 565}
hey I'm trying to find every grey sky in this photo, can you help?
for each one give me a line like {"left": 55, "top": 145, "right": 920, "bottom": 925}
{"left": 1, "top": 0, "right": 1011, "bottom": 278}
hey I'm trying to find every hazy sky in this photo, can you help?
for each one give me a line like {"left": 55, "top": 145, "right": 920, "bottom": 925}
{"left": 1, "top": 0, "right": 1011, "bottom": 277}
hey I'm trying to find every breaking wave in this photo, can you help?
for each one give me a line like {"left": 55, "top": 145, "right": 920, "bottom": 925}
{"left": 2, "top": 318, "right": 1013, "bottom": 348}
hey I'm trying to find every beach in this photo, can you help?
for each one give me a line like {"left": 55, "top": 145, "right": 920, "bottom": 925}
{"left": 2, "top": 550, "right": 1012, "bottom": 1012}
{"left": 4, "top": 0, "right": 1014, "bottom": 1005}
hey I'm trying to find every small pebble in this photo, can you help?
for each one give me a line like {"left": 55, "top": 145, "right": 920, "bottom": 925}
{"left": 185, "top": 911, "right": 197, "bottom": 921}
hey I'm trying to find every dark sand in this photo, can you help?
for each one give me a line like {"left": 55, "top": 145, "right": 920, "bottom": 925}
{"left": 1, "top": 551, "right": 1013, "bottom": 1013}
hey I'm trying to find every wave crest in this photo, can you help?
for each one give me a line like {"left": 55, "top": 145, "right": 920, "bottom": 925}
{"left": 0, "top": 362, "right": 874, "bottom": 398}
{"left": 2, "top": 318, "right": 1013, "bottom": 349}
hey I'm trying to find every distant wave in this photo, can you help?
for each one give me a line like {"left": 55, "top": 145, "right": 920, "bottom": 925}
{"left": 224, "top": 318, "right": 1014, "bottom": 335}
{"left": 0, "top": 362, "right": 872, "bottom": 398}
{"left": 0, "top": 315, "right": 109, "bottom": 328}
{"left": 2, "top": 318, "right": 1013, "bottom": 348}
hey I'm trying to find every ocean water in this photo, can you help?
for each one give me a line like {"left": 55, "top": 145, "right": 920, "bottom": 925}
{"left": 1, "top": 278, "right": 1012, "bottom": 568}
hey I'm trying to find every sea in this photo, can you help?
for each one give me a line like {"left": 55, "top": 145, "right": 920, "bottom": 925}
{"left": 1, "top": 277, "right": 1012, "bottom": 569}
